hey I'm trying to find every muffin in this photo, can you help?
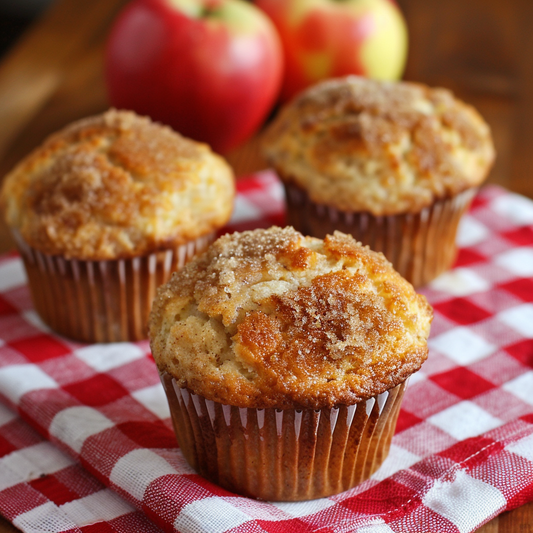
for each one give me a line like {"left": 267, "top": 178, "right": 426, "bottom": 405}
{"left": 262, "top": 76, "right": 495, "bottom": 287}
{"left": 0, "top": 110, "right": 235, "bottom": 342}
{"left": 149, "top": 227, "right": 432, "bottom": 501}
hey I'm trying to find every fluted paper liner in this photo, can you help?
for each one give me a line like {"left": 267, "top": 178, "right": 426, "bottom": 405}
{"left": 13, "top": 232, "right": 214, "bottom": 343}
{"left": 283, "top": 182, "right": 477, "bottom": 287}
{"left": 161, "top": 372, "right": 406, "bottom": 501}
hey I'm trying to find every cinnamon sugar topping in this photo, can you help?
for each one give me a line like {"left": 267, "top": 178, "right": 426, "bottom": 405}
{"left": 1, "top": 110, "right": 235, "bottom": 259}
{"left": 149, "top": 227, "right": 433, "bottom": 409}
{"left": 262, "top": 76, "right": 495, "bottom": 215}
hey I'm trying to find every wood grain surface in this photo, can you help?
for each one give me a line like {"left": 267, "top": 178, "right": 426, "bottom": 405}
{"left": 0, "top": 0, "right": 532, "bottom": 531}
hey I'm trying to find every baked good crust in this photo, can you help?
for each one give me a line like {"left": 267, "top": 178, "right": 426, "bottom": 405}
{"left": 262, "top": 76, "right": 495, "bottom": 215}
{"left": 149, "top": 227, "right": 433, "bottom": 409}
{"left": 1, "top": 110, "right": 235, "bottom": 260}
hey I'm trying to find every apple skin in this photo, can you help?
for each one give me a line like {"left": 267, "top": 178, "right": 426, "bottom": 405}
{"left": 254, "top": 0, "right": 408, "bottom": 102}
{"left": 105, "top": 0, "right": 283, "bottom": 153}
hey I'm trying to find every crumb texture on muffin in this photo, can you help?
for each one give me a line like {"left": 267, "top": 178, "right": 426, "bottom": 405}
{"left": 150, "top": 227, "right": 433, "bottom": 409}
{"left": 262, "top": 76, "right": 495, "bottom": 215}
{"left": 0, "top": 110, "right": 235, "bottom": 259}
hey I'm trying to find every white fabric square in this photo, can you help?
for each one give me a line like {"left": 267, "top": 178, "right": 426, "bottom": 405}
{"left": 175, "top": 498, "right": 251, "bottom": 533}
{"left": 407, "top": 371, "right": 426, "bottom": 387}
{"left": 428, "top": 401, "right": 502, "bottom": 440}
{"left": 502, "top": 371, "right": 533, "bottom": 406}
{"left": 272, "top": 498, "right": 335, "bottom": 517}
{"left": 507, "top": 434, "right": 533, "bottom": 462}
{"left": 0, "top": 402, "right": 16, "bottom": 426}
{"left": 494, "top": 248, "right": 533, "bottom": 277}
{"left": 423, "top": 470, "right": 506, "bottom": 533}
{"left": 13, "top": 502, "right": 75, "bottom": 533}
{"left": 456, "top": 216, "right": 490, "bottom": 247}
{"left": 0, "top": 364, "right": 58, "bottom": 404}
{"left": 0, "top": 260, "right": 26, "bottom": 291}
{"left": 493, "top": 193, "right": 533, "bottom": 225}
{"left": 430, "top": 268, "right": 490, "bottom": 296}
{"left": 75, "top": 343, "right": 145, "bottom": 372}
{"left": 22, "top": 310, "right": 51, "bottom": 332}
{"left": 498, "top": 304, "right": 533, "bottom": 338}
{"left": 61, "top": 488, "right": 134, "bottom": 525}
{"left": 372, "top": 444, "right": 420, "bottom": 481}
{"left": 357, "top": 522, "right": 395, "bottom": 533}
{"left": 131, "top": 384, "right": 170, "bottom": 420}
{"left": 49, "top": 407, "right": 115, "bottom": 454}
{"left": 229, "top": 196, "right": 261, "bottom": 224}
{"left": 428, "top": 327, "right": 495, "bottom": 364}
{"left": 0, "top": 442, "right": 74, "bottom": 490}
{"left": 110, "top": 449, "right": 177, "bottom": 501}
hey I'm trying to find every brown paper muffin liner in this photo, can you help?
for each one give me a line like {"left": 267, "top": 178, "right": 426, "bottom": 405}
{"left": 161, "top": 372, "right": 406, "bottom": 501}
{"left": 13, "top": 231, "right": 214, "bottom": 343}
{"left": 283, "top": 182, "right": 477, "bottom": 288}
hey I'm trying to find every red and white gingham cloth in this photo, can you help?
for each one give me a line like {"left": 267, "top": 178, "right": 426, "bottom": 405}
{"left": 1, "top": 171, "right": 533, "bottom": 533}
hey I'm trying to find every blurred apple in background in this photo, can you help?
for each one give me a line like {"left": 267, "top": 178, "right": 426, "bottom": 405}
{"left": 105, "top": 0, "right": 283, "bottom": 153}
{"left": 254, "top": 0, "right": 408, "bottom": 102}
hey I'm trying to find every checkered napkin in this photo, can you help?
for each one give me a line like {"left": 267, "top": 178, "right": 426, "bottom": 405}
{"left": 1, "top": 171, "right": 533, "bottom": 533}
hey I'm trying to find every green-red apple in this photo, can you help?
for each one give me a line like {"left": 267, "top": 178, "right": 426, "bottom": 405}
{"left": 255, "top": 0, "right": 408, "bottom": 102}
{"left": 105, "top": 0, "right": 283, "bottom": 153}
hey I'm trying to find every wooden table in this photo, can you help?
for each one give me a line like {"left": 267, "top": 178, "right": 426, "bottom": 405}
{"left": 0, "top": 0, "right": 532, "bottom": 531}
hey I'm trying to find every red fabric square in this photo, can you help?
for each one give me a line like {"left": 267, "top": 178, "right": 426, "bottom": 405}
{"left": 0, "top": 434, "right": 16, "bottom": 458}
{"left": 431, "top": 367, "right": 496, "bottom": 399}
{"left": 395, "top": 409, "right": 423, "bottom": 434}
{"left": 236, "top": 175, "right": 269, "bottom": 193}
{"left": 439, "top": 436, "right": 502, "bottom": 466}
{"left": 341, "top": 479, "right": 421, "bottom": 518}
{"left": 9, "top": 334, "right": 70, "bottom": 362}
{"left": 502, "top": 226, "right": 533, "bottom": 246}
{"left": 471, "top": 193, "right": 490, "bottom": 209}
{"left": 454, "top": 248, "right": 486, "bottom": 267}
{"left": 506, "top": 480, "right": 533, "bottom": 511}
{"left": 501, "top": 278, "right": 533, "bottom": 303}
{"left": 63, "top": 375, "right": 128, "bottom": 407}
{"left": 433, "top": 298, "right": 492, "bottom": 325}
{"left": 256, "top": 520, "right": 310, "bottom": 533}
{"left": 506, "top": 339, "right": 533, "bottom": 368}
{"left": 521, "top": 413, "right": 533, "bottom": 425}
{"left": 0, "top": 295, "right": 16, "bottom": 316}
{"left": 117, "top": 421, "right": 177, "bottom": 449}
{"left": 29, "top": 475, "right": 79, "bottom": 506}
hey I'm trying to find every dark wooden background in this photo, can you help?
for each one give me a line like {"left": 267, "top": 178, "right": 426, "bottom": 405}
{"left": 0, "top": 0, "right": 532, "bottom": 531}
{"left": 400, "top": 0, "right": 533, "bottom": 202}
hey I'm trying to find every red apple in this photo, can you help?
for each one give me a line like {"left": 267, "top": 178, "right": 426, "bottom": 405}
{"left": 105, "top": 0, "right": 283, "bottom": 153}
{"left": 255, "top": 0, "right": 408, "bottom": 102}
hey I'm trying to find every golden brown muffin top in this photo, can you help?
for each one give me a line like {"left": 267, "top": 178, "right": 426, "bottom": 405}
{"left": 0, "top": 110, "right": 235, "bottom": 259}
{"left": 149, "top": 227, "right": 432, "bottom": 409}
{"left": 262, "top": 76, "right": 495, "bottom": 215}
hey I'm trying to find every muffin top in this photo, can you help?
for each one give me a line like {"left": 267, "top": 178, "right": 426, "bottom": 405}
{"left": 149, "top": 227, "right": 432, "bottom": 409}
{"left": 0, "top": 110, "right": 235, "bottom": 260}
{"left": 262, "top": 76, "right": 495, "bottom": 215}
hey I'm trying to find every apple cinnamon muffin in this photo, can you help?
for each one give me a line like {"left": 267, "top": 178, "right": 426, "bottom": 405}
{"left": 150, "top": 226, "right": 432, "bottom": 500}
{"left": 262, "top": 75, "right": 495, "bottom": 286}
{"left": 0, "top": 109, "right": 235, "bottom": 342}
